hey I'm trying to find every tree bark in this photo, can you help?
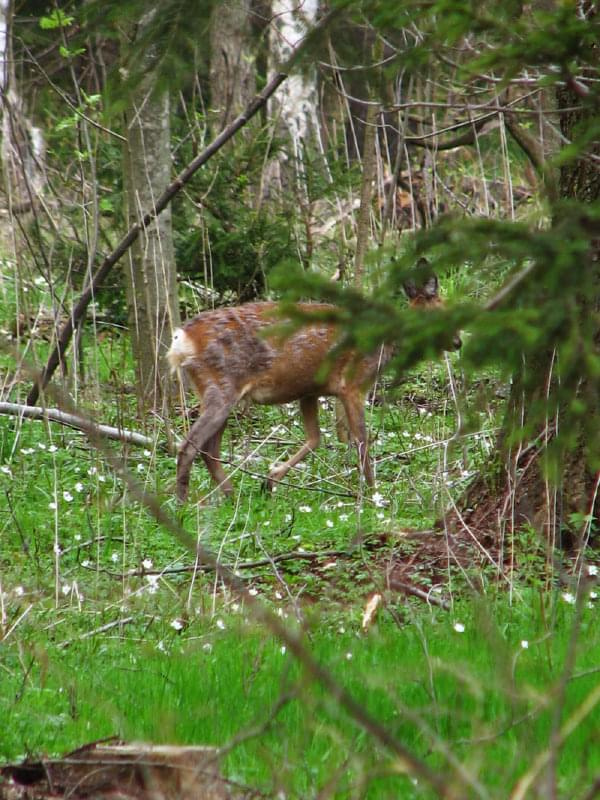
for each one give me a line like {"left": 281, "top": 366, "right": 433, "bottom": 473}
{"left": 0, "top": 0, "right": 45, "bottom": 214}
{"left": 263, "top": 0, "right": 320, "bottom": 203}
{"left": 210, "top": 0, "right": 256, "bottom": 132}
{"left": 122, "top": 9, "right": 180, "bottom": 414}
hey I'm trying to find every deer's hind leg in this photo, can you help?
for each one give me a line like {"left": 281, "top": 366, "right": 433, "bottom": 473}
{"left": 177, "top": 387, "right": 235, "bottom": 501}
{"left": 339, "top": 390, "right": 374, "bottom": 487}
{"left": 265, "top": 395, "right": 320, "bottom": 491}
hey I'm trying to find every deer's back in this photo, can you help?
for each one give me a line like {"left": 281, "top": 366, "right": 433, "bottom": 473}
{"left": 168, "top": 302, "right": 387, "bottom": 404}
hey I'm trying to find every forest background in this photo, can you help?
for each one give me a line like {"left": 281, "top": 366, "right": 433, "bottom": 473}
{"left": 0, "top": 1, "right": 599, "bottom": 798}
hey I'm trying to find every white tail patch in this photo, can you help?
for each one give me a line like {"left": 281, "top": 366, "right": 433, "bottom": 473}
{"left": 167, "top": 328, "right": 196, "bottom": 373}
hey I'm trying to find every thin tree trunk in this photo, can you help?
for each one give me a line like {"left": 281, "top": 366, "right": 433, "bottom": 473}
{"left": 210, "top": 0, "right": 256, "bottom": 132}
{"left": 122, "top": 12, "right": 180, "bottom": 413}
{"left": 0, "top": 0, "right": 45, "bottom": 213}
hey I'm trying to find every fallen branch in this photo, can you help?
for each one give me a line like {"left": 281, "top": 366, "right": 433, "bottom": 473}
{"left": 26, "top": 8, "right": 340, "bottom": 407}
{"left": 0, "top": 401, "right": 161, "bottom": 449}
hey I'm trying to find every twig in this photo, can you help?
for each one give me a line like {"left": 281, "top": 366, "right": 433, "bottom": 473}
{"left": 1, "top": 603, "right": 34, "bottom": 642}
{"left": 57, "top": 616, "right": 136, "bottom": 649}
{"left": 79, "top": 549, "right": 351, "bottom": 578}
{"left": 484, "top": 261, "right": 537, "bottom": 311}
{"left": 387, "top": 578, "right": 450, "bottom": 611}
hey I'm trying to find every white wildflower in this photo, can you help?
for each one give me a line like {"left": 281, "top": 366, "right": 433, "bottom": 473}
{"left": 63, "top": 491, "right": 73, "bottom": 503}
{"left": 562, "top": 592, "right": 576, "bottom": 605}
{"left": 521, "top": 640, "right": 529, "bottom": 649}
{"left": 215, "top": 618, "right": 225, "bottom": 630}
{"left": 142, "top": 558, "right": 153, "bottom": 570}
{"left": 372, "top": 492, "right": 386, "bottom": 508}
{"left": 587, "top": 565, "right": 598, "bottom": 577}
{"left": 170, "top": 619, "right": 184, "bottom": 631}
{"left": 453, "top": 622, "right": 465, "bottom": 633}
{"left": 298, "top": 505, "right": 312, "bottom": 513}
{"left": 326, "top": 519, "right": 334, "bottom": 528}
{"left": 74, "top": 482, "right": 84, "bottom": 493}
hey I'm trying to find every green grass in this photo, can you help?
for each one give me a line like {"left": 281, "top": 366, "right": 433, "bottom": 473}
{"left": 1, "top": 598, "right": 598, "bottom": 798}
{"left": 1, "top": 291, "right": 598, "bottom": 798}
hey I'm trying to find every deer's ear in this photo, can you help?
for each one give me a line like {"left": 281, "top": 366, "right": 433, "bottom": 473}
{"left": 422, "top": 273, "right": 439, "bottom": 299}
{"left": 403, "top": 279, "right": 417, "bottom": 300}
{"left": 416, "top": 257, "right": 430, "bottom": 270}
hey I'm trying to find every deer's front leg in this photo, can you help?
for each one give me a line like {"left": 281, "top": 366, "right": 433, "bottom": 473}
{"left": 265, "top": 395, "right": 320, "bottom": 491}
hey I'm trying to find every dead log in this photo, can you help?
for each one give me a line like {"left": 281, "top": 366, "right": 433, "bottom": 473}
{"left": 0, "top": 740, "right": 245, "bottom": 800}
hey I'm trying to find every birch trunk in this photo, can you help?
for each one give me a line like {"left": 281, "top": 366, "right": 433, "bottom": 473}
{"left": 0, "top": 0, "right": 45, "bottom": 213}
{"left": 264, "top": 0, "right": 320, "bottom": 202}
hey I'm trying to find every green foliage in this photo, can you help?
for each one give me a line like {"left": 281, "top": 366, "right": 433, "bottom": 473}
{"left": 172, "top": 134, "right": 299, "bottom": 301}
{"left": 39, "top": 9, "right": 74, "bottom": 30}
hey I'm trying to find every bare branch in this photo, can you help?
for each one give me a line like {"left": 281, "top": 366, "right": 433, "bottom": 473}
{"left": 0, "top": 401, "right": 163, "bottom": 449}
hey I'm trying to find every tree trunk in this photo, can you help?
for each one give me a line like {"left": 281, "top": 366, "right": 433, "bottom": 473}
{"left": 209, "top": 0, "right": 256, "bottom": 132}
{"left": 263, "top": 0, "right": 320, "bottom": 204}
{"left": 122, "top": 9, "right": 180, "bottom": 414}
{"left": 0, "top": 0, "right": 45, "bottom": 214}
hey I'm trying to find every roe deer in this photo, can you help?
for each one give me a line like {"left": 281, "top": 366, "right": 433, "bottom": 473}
{"left": 168, "top": 271, "right": 460, "bottom": 501}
